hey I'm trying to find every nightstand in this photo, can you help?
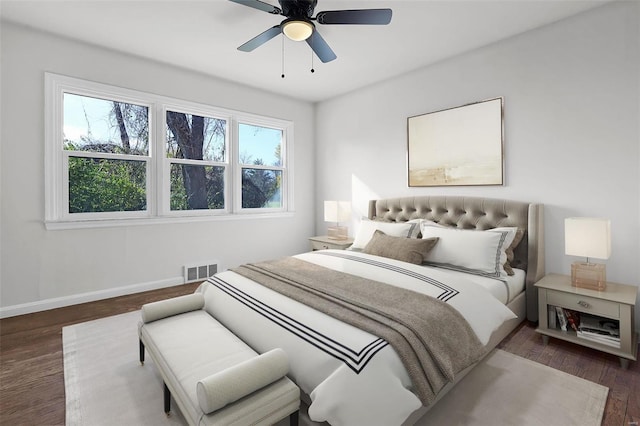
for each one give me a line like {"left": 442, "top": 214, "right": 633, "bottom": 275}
{"left": 309, "top": 235, "right": 354, "bottom": 251}
{"left": 535, "top": 273, "right": 638, "bottom": 368}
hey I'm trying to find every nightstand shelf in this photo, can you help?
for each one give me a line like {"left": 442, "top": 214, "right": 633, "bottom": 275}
{"left": 535, "top": 273, "right": 638, "bottom": 369}
{"left": 309, "top": 235, "right": 354, "bottom": 251}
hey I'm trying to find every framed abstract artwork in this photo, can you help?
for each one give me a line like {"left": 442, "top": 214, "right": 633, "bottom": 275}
{"left": 407, "top": 97, "right": 504, "bottom": 187}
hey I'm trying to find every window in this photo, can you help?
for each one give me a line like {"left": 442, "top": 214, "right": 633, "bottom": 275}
{"left": 238, "top": 123, "right": 284, "bottom": 211}
{"left": 45, "top": 73, "right": 293, "bottom": 228}
{"left": 63, "top": 93, "right": 150, "bottom": 217}
{"left": 166, "top": 109, "right": 228, "bottom": 212}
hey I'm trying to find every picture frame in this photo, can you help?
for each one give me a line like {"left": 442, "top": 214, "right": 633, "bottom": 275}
{"left": 407, "top": 97, "right": 504, "bottom": 187}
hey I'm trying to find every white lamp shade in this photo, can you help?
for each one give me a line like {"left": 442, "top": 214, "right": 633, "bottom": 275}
{"left": 324, "top": 201, "right": 351, "bottom": 223}
{"left": 564, "top": 217, "right": 611, "bottom": 260}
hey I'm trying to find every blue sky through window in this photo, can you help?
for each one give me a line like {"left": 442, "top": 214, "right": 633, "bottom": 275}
{"left": 64, "top": 94, "right": 122, "bottom": 144}
{"left": 64, "top": 93, "right": 282, "bottom": 166}
{"left": 239, "top": 123, "right": 282, "bottom": 167}
{"left": 63, "top": 93, "right": 148, "bottom": 155}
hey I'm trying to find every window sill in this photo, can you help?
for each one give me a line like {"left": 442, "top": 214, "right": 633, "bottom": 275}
{"left": 45, "top": 211, "right": 295, "bottom": 230}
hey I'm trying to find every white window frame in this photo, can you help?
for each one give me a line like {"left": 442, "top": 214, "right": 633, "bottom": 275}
{"left": 162, "top": 103, "right": 232, "bottom": 217}
{"left": 234, "top": 115, "right": 292, "bottom": 215}
{"left": 44, "top": 73, "right": 294, "bottom": 230}
{"left": 63, "top": 150, "right": 153, "bottom": 220}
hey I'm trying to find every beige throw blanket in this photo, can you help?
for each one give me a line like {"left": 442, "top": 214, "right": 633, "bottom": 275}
{"left": 232, "top": 257, "right": 485, "bottom": 405}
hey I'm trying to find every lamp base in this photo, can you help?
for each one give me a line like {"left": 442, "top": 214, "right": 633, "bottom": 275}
{"left": 327, "top": 226, "right": 348, "bottom": 240}
{"left": 571, "top": 262, "right": 606, "bottom": 291}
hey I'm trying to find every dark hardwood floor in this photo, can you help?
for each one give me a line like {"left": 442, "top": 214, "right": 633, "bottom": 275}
{"left": 0, "top": 283, "right": 638, "bottom": 425}
{"left": 0, "top": 282, "right": 201, "bottom": 426}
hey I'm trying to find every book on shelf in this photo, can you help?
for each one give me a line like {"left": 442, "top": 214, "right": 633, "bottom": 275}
{"left": 576, "top": 330, "right": 621, "bottom": 348}
{"left": 579, "top": 313, "right": 620, "bottom": 337}
{"left": 555, "top": 306, "right": 567, "bottom": 332}
{"left": 575, "top": 312, "right": 620, "bottom": 348}
{"left": 564, "top": 309, "right": 580, "bottom": 332}
{"left": 577, "top": 329, "right": 620, "bottom": 342}
{"left": 547, "top": 305, "right": 557, "bottom": 329}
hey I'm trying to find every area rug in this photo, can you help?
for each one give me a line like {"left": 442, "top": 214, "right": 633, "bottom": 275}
{"left": 415, "top": 348, "right": 607, "bottom": 426}
{"left": 63, "top": 311, "right": 608, "bottom": 426}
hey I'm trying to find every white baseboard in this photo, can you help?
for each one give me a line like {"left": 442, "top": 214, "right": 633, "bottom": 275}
{"left": 0, "top": 276, "right": 185, "bottom": 319}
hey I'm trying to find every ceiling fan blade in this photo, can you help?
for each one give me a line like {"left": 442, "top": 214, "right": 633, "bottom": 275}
{"left": 316, "top": 9, "right": 392, "bottom": 25}
{"left": 237, "top": 25, "right": 282, "bottom": 52}
{"left": 306, "top": 29, "right": 336, "bottom": 63}
{"left": 228, "top": 0, "right": 281, "bottom": 15}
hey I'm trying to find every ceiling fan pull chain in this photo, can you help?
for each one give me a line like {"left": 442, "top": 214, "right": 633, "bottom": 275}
{"left": 310, "top": 34, "right": 315, "bottom": 73}
{"left": 281, "top": 35, "right": 285, "bottom": 78}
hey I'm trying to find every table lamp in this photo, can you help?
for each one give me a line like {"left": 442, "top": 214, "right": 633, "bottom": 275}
{"left": 564, "top": 217, "right": 611, "bottom": 290}
{"left": 324, "top": 201, "right": 351, "bottom": 240}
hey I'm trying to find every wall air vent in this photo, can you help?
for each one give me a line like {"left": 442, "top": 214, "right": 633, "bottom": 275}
{"left": 183, "top": 262, "right": 219, "bottom": 283}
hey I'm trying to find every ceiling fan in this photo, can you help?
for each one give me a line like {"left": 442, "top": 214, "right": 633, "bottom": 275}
{"left": 229, "top": 0, "right": 392, "bottom": 63}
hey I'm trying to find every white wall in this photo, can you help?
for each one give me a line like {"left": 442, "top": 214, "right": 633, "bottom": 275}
{"left": 0, "top": 22, "right": 315, "bottom": 316}
{"left": 316, "top": 3, "right": 639, "bottom": 293}
{"left": 2, "top": 2, "right": 638, "bottom": 320}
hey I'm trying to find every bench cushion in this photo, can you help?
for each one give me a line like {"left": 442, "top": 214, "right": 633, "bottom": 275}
{"left": 139, "top": 309, "right": 300, "bottom": 426}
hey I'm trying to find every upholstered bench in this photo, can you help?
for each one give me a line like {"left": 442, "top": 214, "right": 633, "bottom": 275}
{"left": 138, "top": 293, "right": 300, "bottom": 426}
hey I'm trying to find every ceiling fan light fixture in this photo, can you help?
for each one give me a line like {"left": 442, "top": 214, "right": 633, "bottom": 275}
{"left": 282, "top": 19, "right": 314, "bottom": 41}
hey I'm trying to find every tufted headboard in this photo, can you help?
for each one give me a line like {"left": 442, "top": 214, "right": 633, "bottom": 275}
{"left": 368, "top": 196, "right": 544, "bottom": 322}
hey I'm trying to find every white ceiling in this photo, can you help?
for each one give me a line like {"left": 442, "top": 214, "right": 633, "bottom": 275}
{"left": 1, "top": 0, "right": 609, "bottom": 102}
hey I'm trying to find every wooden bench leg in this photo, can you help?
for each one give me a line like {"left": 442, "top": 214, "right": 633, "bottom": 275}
{"left": 289, "top": 410, "right": 299, "bottom": 426}
{"left": 164, "top": 382, "right": 171, "bottom": 415}
{"left": 139, "top": 340, "right": 145, "bottom": 365}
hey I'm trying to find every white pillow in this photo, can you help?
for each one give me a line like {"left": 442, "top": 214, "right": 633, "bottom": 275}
{"left": 487, "top": 227, "right": 518, "bottom": 242}
{"left": 351, "top": 219, "right": 420, "bottom": 250}
{"left": 420, "top": 225, "right": 517, "bottom": 277}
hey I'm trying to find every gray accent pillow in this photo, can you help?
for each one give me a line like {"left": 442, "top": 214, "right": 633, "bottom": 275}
{"left": 503, "top": 228, "right": 525, "bottom": 276}
{"left": 363, "top": 230, "right": 439, "bottom": 265}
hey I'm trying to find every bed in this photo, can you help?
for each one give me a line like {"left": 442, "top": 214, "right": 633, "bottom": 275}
{"left": 198, "top": 195, "right": 544, "bottom": 426}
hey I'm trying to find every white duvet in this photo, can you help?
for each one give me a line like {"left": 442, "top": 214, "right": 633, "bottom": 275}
{"left": 199, "top": 250, "right": 516, "bottom": 426}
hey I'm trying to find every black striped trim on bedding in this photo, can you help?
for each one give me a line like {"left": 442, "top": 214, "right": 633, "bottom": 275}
{"left": 316, "top": 251, "right": 460, "bottom": 302}
{"left": 322, "top": 249, "right": 513, "bottom": 304}
{"left": 419, "top": 262, "right": 512, "bottom": 303}
{"left": 207, "top": 275, "right": 388, "bottom": 374}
